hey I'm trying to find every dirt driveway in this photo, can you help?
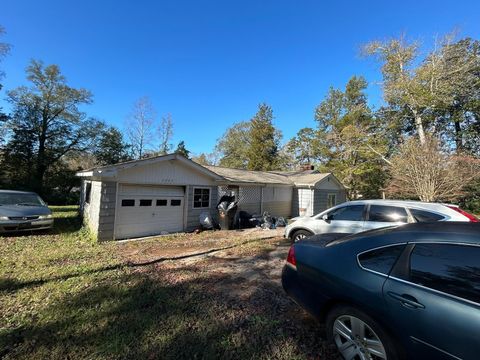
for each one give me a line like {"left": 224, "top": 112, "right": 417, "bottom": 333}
{"left": 116, "top": 228, "right": 340, "bottom": 359}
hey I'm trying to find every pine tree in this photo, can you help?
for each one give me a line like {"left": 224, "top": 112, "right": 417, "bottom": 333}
{"left": 246, "top": 103, "right": 279, "bottom": 171}
{"left": 175, "top": 141, "right": 190, "bottom": 158}
{"left": 93, "top": 126, "right": 132, "bottom": 165}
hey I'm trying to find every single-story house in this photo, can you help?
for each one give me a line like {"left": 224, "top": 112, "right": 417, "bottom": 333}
{"left": 76, "top": 154, "right": 346, "bottom": 241}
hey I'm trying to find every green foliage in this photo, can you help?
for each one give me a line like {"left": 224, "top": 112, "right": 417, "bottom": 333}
{"left": 2, "top": 60, "right": 100, "bottom": 199}
{"left": 175, "top": 140, "right": 190, "bottom": 158}
{"left": 314, "top": 76, "right": 388, "bottom": 198}
{"left": 93, "top": 126, "right": 132, "bottom": 165}
{"left": 246, "top": 103, "right": 280, "bottom": 171}
{"left": 216, "top": 104, "right": 282, "bottom": 171}
{"left": 285, "top": 127, "right": 324, "bottom": 167}
{"left": 216, "top": 121, "right": 251, "bottom": 169}
{"left": 460, "top": 178, "right": 480, "bottom": 214}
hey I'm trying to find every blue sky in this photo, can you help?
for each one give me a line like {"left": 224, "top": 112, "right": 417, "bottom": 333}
{"left": 1, "top": 0, "right": 479, "bottom": 155}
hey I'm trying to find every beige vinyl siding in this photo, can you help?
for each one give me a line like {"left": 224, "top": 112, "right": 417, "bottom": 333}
{"left": 313, "top": 189, "right": 347, "bottom": 215}
{"left": 262, "top": 186, "right": 292, "bottom": 218}
{"left": 98, "top": 181, "right": 117, "bottom": 241}
{"left": 82, "top": 180, "right": 102, "bottom": 234}
{"left": 186, "top": 185, "right": 218, "bottom": 231}
{"left": 117, "top": 160, "right": 215, "bottom": 186}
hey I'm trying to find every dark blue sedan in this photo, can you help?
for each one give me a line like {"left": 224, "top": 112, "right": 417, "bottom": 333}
{"left": 282, "top": 222, "right": 480, "bottom": 360}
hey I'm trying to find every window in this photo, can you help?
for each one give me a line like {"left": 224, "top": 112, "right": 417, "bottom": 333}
{"left": 327, "top": 194, "right": 337, "bottom": 208}
{"left": 171, "top": 199, "right": 182, "bottom": 206}
{"left": 358, "top": 245, "right": 405, "bottom": 275}
{"left": 368, "top": 205, "right": 408, "bottom": 223}
{"left": 121, "top": 199, "right": 135, "bottom": 207}
{"left": 193, "top": 188, "right": 210, "bottom": 208}
{"left": 139, "top": 199, "right": 152, "bottom": 206}
{"left": 327, "top": 205, "right": 364, "bottom": 221}
{"left": 156, "top": 199, "right": 167, "bottom": 206}
{"left": 409, "top": 208, "right": 444, "bottom": 222}
{"left": 405, "top": 243, "right": 480, "bottom": 303}
{"left": 85, "top": 182, "right": 92, "bottom": 204}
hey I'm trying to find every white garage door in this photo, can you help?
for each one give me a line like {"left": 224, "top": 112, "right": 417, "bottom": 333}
{"left": 115, "top": 184, "right": 185, "bottom": 239}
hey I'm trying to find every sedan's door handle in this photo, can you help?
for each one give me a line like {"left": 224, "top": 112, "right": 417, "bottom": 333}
{"left": 387, "top": 292, "right": 425, "bottom": 309}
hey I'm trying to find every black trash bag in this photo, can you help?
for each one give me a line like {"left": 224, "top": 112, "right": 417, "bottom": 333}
{"left": 236, "top": 211, "right": 254, "bottom": 229}
{"left": 276, "top": 217, "right": 287, "bottom": 227}
{"left": 249, "top": 214, "right": 263, "bottom": 227}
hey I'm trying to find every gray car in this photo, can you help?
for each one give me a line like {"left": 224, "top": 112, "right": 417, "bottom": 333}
{"left": 285, "top": 199, "right": 479, "bottom": 241}
{"left": 0, "top": 190, "right": 54, "bottom": 233}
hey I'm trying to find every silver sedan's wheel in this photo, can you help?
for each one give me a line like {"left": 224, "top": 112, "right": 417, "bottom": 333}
{"left": 295, "top": 233, "right": 307, "bottom": 241}
{"left": 333, "top": 315, "right": 387, "bottom": 360}
{"left": 292, "top": 230, "right": 313, "bottom": 242}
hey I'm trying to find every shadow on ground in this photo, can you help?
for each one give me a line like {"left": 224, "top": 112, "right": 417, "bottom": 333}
{"left": 0, "top": 245, "right": 339, "bottom": 359}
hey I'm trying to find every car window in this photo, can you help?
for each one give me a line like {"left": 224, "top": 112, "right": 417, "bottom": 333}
{"left": 368, "top": 205, "right": 408, "bottom": 223}
{"left": 0, "top": 193, "right": 45, "bottom": 206}
{"left": 406, "top": 243, "right": 480, "bottom": 303}
{"left": 358, "top": 245, "right": 405, "bottom": 275}
{"left": 409, "top": 208, "right": 444, "bottom": 222}
{"left": 328, "top": 205, "right": 364, "bottom": 221}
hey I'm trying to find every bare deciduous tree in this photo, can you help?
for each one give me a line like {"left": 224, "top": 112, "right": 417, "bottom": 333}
{"left": 157, "top": 113, "right": 173, "bottom": 155}
{"left": 126, "top": 96, "right": 156, "bottom": 159}
{"left": 387, "top": 136, "right": 480, "bottom": 202}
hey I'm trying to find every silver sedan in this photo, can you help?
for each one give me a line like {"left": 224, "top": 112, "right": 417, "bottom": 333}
{"left": 0, "top": 190, "right": 54, "bottom": 233}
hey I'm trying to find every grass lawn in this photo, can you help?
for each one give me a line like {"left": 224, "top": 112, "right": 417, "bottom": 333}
{"left": 0, "top": 206, "right": 336, "bottom": 360}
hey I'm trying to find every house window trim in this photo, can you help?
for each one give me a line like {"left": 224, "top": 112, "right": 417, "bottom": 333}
{"left": 193, "top": 187, "right": 211, "bottom": 209}
{"left": 327, "top": 193, "right": 337, "bottom": 208}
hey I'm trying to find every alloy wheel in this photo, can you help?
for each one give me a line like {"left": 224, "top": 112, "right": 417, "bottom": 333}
{"left": 294, "top": 233, "right": 307, "bottom": 241}
{"left": 333, "top": 315, "right": 387, "bottom": 360}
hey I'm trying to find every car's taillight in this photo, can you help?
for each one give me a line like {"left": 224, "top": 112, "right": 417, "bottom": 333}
{"left": 447, "top": 206, "right": 479, "bottom": 222}
{"left": 286, "top": 245, "right": 297, "bottom": 268}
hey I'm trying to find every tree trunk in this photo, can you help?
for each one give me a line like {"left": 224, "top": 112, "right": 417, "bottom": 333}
{"left": 35, "top": 114, "right": 48, "bottom": 195}
{"left": 414, "top": 114, "right": 426, "bottom": 145}
{"left": 454, "top": 119, "right": 463, "bottom": 151}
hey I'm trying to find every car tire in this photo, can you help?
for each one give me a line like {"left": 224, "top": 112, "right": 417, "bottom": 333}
{"left": 291, "top": 229, "right": 313, "bottom": 242}
{"left": 326, "top": 305, "right": 400, "bottom": 360}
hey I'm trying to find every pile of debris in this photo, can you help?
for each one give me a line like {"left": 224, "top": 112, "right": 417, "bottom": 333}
{"left": 198, "top": 192, "right": 287, "bottom": 231}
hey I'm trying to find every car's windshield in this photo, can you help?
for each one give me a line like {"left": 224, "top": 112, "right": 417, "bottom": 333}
{"left": 0, "top": 193, "right": 45, "bottom": 206}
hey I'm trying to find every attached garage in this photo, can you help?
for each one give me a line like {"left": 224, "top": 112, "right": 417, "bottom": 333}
{"left": 115, "top": 184, "right": 185, "bottom": 239}
{"left": 77, "top": 154, "right": 223, "bottom": 241}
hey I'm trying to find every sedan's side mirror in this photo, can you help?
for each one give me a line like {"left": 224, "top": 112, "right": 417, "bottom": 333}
{"left": 321, "top": 214, "right": 329, "bottom": 221}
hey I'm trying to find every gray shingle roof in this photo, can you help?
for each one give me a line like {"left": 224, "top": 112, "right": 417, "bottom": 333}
{"left": 204, "top": 166, "right": 292, "bottom": 185}
{"left": 205, "top": 165, "right": 332, "bottom": 186}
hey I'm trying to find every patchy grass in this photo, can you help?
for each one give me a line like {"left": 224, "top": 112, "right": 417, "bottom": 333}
{"left": 0, "top": 206, "right": 336, "bottom": 359}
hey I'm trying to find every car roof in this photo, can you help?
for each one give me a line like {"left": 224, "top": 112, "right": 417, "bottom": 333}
{"left": 0, "top": 189, "right": 38, "bottom": 195}
{"left": 343, "top": 199, "right": 453, "bottom": 208}
{"left": 353, "top": 222, "right": 480, "bottom": 245}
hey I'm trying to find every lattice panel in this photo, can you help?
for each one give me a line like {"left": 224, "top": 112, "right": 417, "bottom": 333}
{"left": 239, "top": 186, "right": 261, "bottom": 204}
{"left": 217, "top": 185, "right": 261, "bottom": 205}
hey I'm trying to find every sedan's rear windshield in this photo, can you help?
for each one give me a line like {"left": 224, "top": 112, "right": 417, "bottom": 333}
{"left": 0, "top": 193, "right": 45, "bottom": 206}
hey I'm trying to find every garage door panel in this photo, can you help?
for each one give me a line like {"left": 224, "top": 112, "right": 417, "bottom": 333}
{"left": 118, "top": 184, "right": 184, "bottom": 197}
{"left": 115, "top": 185, "right": 185, "bottom": 239}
